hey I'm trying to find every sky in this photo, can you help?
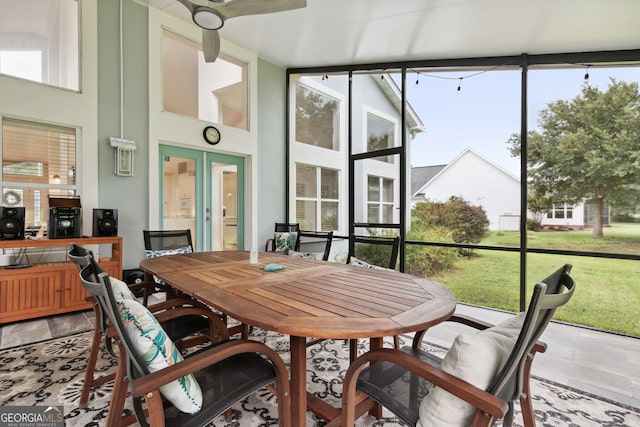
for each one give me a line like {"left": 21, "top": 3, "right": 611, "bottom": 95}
{"left": 405, "top": 66, "right": 640, "bottom": 177}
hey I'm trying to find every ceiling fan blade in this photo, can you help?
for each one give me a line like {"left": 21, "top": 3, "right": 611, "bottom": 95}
{"left": 215, "top": 0, "right": 307, "bottom": 20}
{"left": 202, "top": 29, "right": 221, "bottom": 62}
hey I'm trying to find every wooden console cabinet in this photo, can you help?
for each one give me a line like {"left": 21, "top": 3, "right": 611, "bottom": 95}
{"left": 0, "top": 236, "right": 122, "bottom": 324}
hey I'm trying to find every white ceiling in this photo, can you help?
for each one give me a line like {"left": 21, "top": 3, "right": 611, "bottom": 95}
{"left": 138, "top": 0, "right": 640, "bottom": 69}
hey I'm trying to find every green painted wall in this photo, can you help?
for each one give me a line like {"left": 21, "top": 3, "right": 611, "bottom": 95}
{"left": 257, "top": 58, "right": 287, "bottom": 248}
{"left": 97, "top": 0, "right": 149, "bottom": 269}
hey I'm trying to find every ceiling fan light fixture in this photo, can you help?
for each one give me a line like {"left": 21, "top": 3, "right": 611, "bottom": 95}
{"left": 192, "top": 6, "right": 224, "bottom": 30}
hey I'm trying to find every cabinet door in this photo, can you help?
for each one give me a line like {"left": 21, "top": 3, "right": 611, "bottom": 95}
{"left": 0, "top": 270, "right": 62, "bottom": 323}
{"left": 63, "top": 267, "right": 92, "bottom": 308}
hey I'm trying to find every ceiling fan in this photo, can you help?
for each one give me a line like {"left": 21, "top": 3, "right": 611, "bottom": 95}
{"left": 176, "top": 0, "right": 307, "bottom": 62}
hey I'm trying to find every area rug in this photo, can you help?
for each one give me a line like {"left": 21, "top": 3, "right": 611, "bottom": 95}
{"left": 1, "top": 330, "right": 639, "bottom": 427}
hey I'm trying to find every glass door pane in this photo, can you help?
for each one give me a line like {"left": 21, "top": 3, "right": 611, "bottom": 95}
{"left": 161, "top": 154, "right": 197, "bottom": 246}
{"left": 207, "top": 152, "right": 244, "bottom": 251}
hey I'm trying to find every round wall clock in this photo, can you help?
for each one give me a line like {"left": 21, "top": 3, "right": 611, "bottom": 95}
{"left": 203, "top": 125, "right": 221, "bottom": 145}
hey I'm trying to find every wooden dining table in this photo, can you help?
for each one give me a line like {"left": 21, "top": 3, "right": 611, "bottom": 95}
{"left": 139, "top": 250, "right": 456, "bottom": 426}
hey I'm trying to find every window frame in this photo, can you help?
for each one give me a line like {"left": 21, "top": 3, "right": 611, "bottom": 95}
{"left": 1, "top": 117, "right": 79, "bottom": 229}
{"left": 367, "top": 175, "right": 395, "bottom": 223}
{"left": 295, "top": 163, "right": 340, "bottom": 232}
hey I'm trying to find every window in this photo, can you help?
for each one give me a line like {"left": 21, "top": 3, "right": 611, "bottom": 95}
{"left": 0, "top": 0, "right": 79, "bottom": 90}
{"left": 367, "top": 176, "right": 394, "bottom": 223}
{"left": 547, "top": 204, "right": 573, "bottom": 220}
{"left": 162, "top": 30, "right": 248, "bottom": 130}
{"left": 1, "top": 118, "right": 77, "bottom": 230}
{"left": 295, "top": 83, "right": 340, "bottom": 150}
{"left": 367, "top": 113, "right": 395, "bottom": 163}
{"left": 296, "top": 164, "right": 339, "bottom": 231}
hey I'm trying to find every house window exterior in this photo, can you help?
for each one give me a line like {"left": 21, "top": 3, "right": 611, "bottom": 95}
{"left": 366, "top": 112, "right": 395, "bottom": 163}
{"left": 296, "top": 164, "right": 339, "bottom": 231}
{"left": 162, "top": 30, "right": 249, "bottom": 130}
{"left": 295, "top": 83, "right": 340, "bottom": 150}
{"left": 367, "top": 175, "right": 394, "bottom": 223}
{"left": 1, "top": 118, "right": 77, "bottom": 230}
{"left": 547, "top": 204, "right": 573, "bottom": 220}
{"left": 0, "top": 0, "right": 79, "bottom": 91}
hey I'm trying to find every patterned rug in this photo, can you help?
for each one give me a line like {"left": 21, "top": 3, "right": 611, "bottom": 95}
{"left": 1, "top": 329, "right": 639, "bottom": 427}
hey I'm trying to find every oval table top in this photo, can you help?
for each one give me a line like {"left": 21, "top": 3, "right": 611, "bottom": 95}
{"left": 140, "top": 250, "right": 456, "bottom": 340}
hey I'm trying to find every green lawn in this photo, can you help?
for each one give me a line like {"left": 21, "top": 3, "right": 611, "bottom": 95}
{"left": 427, "top": 223, "right": 640, "bottom": 336}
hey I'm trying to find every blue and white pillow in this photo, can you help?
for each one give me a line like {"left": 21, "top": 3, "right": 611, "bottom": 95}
{"left": 273, "top": 232, "right": 298, "bottom": 254}
{"left": 118, "top": 298, "right": 203, "bottom": 414}
{"left": 145, "top": 245, "right": 193, "bottom": 259}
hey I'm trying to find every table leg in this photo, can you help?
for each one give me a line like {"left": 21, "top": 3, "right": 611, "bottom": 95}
{"left": 290, "top": 335, "right": 307, "bottom": 426}
{"left": 368, "top": 337, "right": 384, "bottom": 419}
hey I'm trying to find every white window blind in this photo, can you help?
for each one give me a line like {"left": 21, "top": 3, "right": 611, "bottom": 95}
{"left": 2, "top": 118, "right": 77, "bottom": 227}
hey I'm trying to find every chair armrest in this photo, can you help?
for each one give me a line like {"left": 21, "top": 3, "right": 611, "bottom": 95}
{"left": 411, "top": 314, "right": 497, "bottom": 349}
{"left": 130, "top": 339, "right": 290, "bottom": 399}
{"left": 265, "top": 238, "right": 275, "bottom": 252}
{"left": 446, "top": 314, "right": 494, "bottom": 331}
{"left": 342, "top": 348, "right": 508, "bottom": 421}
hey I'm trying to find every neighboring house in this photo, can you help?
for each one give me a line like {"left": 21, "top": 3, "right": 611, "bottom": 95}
{"left": 411, "top": 148, "right": 607, "bottom": 230}
{"left": 411, "top": 149, "right": 522, "bottom": 231}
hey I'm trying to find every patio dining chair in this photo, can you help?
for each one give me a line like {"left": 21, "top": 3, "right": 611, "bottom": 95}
{"left": 289, "top": 230, "right": 333, "bottom": 261}
{"left": 341, "top": 264, "right": 576, "bottom": 427}
{"left": 142, "top": 229, "right": 195, "bottom": 303}
{"left": 67, "top": 243, "right": 217, "bottom": 408}
{"left": 77, "top": 248, "right": 291, "bottom": 427}
{"left": 143, "top": 229, "right": 248, "bottom": 339}
{"left": 347, "top": 234, "right": 400, "bottom": 270}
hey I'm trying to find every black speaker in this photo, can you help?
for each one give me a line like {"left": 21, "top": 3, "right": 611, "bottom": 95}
{"left": 0, "top": 207, "right": 25, "bottom": 240}
{"left": 49, "top": 207, "right": 81, "bottom": 239}
{"left": 93, "top": 208, "right": 118, "bottom": 237}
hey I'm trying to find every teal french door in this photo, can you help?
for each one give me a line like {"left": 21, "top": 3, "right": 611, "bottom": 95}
{"left": 159, "top": 145, "right": 244, "bottom": 251}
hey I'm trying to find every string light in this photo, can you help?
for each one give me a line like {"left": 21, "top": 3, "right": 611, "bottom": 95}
{"left": 321, "top": 74, "right": 328, "bottom": 81}
{"left": 406, "top": 60, "right": 517, "bottom": 92}
{"left": 584, "top": 65, "right": 590, "bottom": 81}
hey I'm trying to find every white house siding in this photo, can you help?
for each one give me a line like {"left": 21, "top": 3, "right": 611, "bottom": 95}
{"left": 541, "top": 203, "right": 586, "bottom": 228}
{"left": 415, "top": 149, "right": 521, "bottom": 231}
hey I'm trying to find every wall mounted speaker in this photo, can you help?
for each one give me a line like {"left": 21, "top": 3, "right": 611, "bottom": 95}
{"left": 49, "top": 207, "right": 81, "bottom": 239}
{"left": 93, "top": 208, "right": 118, "bottom": 237}
{"left": 0, "top": 207, "right": 25, "bottom": 240}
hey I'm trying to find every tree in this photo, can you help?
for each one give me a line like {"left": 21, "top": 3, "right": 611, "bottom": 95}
{"left": 507, "top": 79, "right": 640, "bottom": 238}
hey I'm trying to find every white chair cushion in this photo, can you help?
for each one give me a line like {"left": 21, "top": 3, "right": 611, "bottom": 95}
{"left": 288, "top": 250, "right": 324, "bottom": 261}
{"left": 118, "top": 298, "right": 203, "bottom": 414}
{"left": 349, "top": 256, "right": 392, "bottom": 271}
{"left": 417, "top": 312, "right": 526, "bottom": 427}
{"left": 274, "top": 231, "right": 298, "bottom": 254}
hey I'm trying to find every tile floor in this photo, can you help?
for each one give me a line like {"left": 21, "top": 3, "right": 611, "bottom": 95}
{"left": 1, "top": 303, "right": 639, "bottom": 411}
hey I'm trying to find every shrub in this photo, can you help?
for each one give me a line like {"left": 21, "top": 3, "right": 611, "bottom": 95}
{"left": 405, "top": 227, "right": 459, "bottom": 277}
{"left": 412, "top": 196, "right": 490, "bottom": 245}
{"left": 527, "top": 218, "right": 542, "bottom": 231}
